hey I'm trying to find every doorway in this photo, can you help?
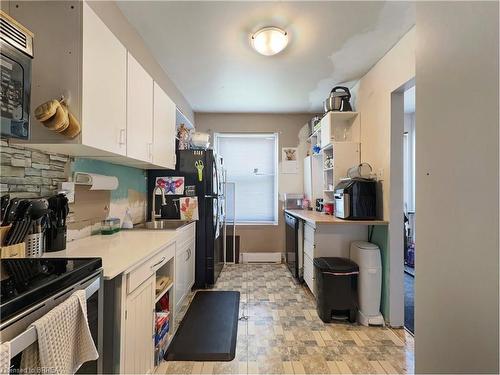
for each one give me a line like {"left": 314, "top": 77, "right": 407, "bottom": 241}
{"left": 403, "top": 85, "right": 415, "bottom": 333}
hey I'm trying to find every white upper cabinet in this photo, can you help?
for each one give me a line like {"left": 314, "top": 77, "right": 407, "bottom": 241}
{"left": 12, "top": 1, "right": 182, "bottom": 169}
{"left": 127, "top": 52, "right": 154, "bottom": 163}
{"left": 81, "top": 2, "right": 127, "bottom": 156}
{"left": 320, "top": 112, "right": 361, "bottom": 148}
{"left": 153, "top": 82, "right": 176, "bottom": 169}
{"left": 320, "top": 115, "right": 332, "bottom": 149}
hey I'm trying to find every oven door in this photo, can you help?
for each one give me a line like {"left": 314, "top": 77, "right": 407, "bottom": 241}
{"left": 0, "top": 40, "right": 31, "bottom": 140}
{"left": 1, "top": 271, "right": 103, "bottom": 374}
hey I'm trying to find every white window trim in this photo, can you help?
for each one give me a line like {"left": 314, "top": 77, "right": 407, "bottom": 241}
{"left": 214, "top": 132, "right": 279, "bottom": 226}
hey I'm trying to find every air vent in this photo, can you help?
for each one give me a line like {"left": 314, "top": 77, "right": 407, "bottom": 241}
{"left": 0, "top": 12, "right": 33, "bottom": 57}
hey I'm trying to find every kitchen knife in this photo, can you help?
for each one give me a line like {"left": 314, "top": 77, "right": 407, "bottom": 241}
{"left": 1, "top": 194, "right": 9, "bottom": 223}
{"left": 3, "top": 198, "right": 20, "bottom": 226}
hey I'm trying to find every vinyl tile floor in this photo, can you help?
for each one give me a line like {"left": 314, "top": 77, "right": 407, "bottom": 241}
{"left": 156, "top": 263, "right": 414, "bottom": 374}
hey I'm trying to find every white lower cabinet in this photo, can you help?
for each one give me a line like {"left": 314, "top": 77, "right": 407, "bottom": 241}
{"left": 123, "top": 275, "right": 155, "bottom": 374}
{"left": 303, "top": 223, "right": 316, "bottom": 296}
{"left": 108, "top": 225, "right": 195, "bottom": 373}
{"left": 175, "top": 224, "right": 196, "bottom": 313}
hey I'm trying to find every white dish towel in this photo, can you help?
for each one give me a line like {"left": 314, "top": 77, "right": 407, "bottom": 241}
{"left": 21, "top": 290, "right": 98, "bottom": 375}
{"left": 0, "top": 341, "right": 10, "bottom": 374}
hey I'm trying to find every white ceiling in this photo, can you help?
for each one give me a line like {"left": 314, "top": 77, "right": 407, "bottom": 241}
{"left": 117, "top": 1, "right": 415, "bottom": 113}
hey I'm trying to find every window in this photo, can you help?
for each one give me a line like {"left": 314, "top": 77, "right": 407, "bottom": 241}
{"left": 215, "top": 133, "right": 278, "bottom": 225}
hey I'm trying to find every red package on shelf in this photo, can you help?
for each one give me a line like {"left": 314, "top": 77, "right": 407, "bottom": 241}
{"left": 157, "top": 293, "right": 169, "bottom": 312}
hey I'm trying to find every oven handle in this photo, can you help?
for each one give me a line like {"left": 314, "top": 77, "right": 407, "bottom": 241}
{"left": 7, "top": 276, "right": 101, "bottom": 359}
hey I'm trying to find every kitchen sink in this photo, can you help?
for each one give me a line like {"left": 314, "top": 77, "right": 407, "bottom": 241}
{"left": 137, "top": 220, "right": 190, "bottom": 231}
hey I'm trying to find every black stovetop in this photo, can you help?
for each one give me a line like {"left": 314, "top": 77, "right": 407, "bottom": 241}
{"left": 0, "top": 258, "right": 102, "bottom": 322}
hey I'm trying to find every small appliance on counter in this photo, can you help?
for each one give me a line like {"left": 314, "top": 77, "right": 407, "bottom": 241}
{"left": 315, "top": 198, "right": 324, "bottom": 212}
{"left": 283, "top": 193, "right": 304, "bottom": 210}
{"left": 334, "top": 178, "right": 377, "bottom": 220}
{"left": 324, "top": 86, "right": 353, "bottom": 113}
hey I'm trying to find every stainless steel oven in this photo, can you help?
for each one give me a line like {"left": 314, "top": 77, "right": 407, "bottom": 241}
{"left": 0, "top": 11, "right": 33, "bottom": 140}
{"left": 0, "top": 259, "right": 103, "bottom": 374}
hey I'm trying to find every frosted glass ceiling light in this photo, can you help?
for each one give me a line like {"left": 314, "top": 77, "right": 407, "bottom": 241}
{"left": 251, "top": 27, "right": 288, "bottom": 56}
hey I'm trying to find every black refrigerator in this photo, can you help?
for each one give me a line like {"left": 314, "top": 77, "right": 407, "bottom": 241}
{"left": 147, "top": 150, "right": 225, "bottom": 288}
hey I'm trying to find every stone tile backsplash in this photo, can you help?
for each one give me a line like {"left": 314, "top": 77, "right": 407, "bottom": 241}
{"left": 0, "top": 139, "right": 70, "bottom": 198}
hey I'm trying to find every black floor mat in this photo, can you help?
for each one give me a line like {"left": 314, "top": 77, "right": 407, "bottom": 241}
{"left": 165, "top": 291, "right": 240, "bottom": 361}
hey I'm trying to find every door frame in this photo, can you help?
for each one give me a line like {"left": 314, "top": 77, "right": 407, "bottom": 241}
{"left": 389, "top": 77, "right": 415, "bottom": 327}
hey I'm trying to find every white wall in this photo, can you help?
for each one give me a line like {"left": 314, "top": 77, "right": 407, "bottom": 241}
{"left": 415, "top": 2, "right": 499, "bottom": 373}
{"left": 351, "top": 27, "right": 415, "bottom": 326}
{"left": 352, "top": 28, "right": 415, "bottom": 221}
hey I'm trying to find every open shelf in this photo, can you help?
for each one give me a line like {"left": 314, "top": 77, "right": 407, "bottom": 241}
{"left": 155, "top": 281, "right": 174, "bottom": 303}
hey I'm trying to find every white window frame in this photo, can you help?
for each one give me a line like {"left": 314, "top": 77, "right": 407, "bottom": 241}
{"left": 214, "top": 132, "right": 279, "bottom": 226}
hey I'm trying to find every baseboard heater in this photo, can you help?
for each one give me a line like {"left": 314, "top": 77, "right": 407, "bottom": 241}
{"left": 240, "top": 252, "right": 282, "bottom": 263}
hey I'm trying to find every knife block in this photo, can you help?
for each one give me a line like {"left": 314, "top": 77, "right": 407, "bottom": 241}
{"left": 0, "top": 225, "right": 26, "bottom": 258}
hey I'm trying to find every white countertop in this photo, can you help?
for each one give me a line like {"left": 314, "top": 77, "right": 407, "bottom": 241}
{"left": 43, "top": 229, "right": 178, "bottom": 280}
{"left": 285, "top": 209, "right": 389, "bottom": 225}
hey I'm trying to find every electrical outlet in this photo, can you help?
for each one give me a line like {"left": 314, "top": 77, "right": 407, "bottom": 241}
{"left": 377, "top": 168, "right": 384, "bottom": 181}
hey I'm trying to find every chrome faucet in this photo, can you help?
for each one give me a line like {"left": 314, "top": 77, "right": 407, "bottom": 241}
{"left": 151, "top": 185, "right": 166, "bottom": 219}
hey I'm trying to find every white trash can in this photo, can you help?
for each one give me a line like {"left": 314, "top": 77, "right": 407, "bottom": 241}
{"left": 350, "top": 241, "right": 384, "bottom": 326}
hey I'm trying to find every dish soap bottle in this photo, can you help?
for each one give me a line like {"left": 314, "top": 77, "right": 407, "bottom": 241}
{"left": 122, "top": 208, "right": 134, "bottom": 229}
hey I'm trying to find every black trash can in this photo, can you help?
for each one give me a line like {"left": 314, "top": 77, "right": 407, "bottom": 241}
{"left": 313, "top": 257, "right": 359, "bottom": 323}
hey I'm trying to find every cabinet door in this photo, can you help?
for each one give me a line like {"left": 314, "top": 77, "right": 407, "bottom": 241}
{"left": 81, "top": 2, "right": 127, "bottom": 155}
{"left": 174, "top": 249, "right": 187, "bottom": 312}
{"left": 153, "top": 82, "right": 176, "bottom": 169}
{"left": 127, "top": 52, "right": 153, "bottom": 162}
{"left": 320, "top": 114, "right": 332, "bottom": 148}
{"left": 124, "top": 275, "right": 155, "bottom": 374}
{"left": 186, "top": 239, "right": 195, "bottom": 290}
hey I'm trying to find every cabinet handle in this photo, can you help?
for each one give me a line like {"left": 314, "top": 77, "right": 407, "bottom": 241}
{"left": 119, "top": 129, "right": 126, "bottom": 145}
{"left": 151, "top": 256, "right": 166, "bottom": 269}
{"left": 186, "top": 249, "right": 191, "bottom": 261}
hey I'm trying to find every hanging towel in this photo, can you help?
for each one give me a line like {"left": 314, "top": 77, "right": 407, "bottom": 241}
{"left": 0, "top": 342, "right": 10, "bottom": 374}
{"left": 21, "top": 290, "right": 98, "bottom": 375}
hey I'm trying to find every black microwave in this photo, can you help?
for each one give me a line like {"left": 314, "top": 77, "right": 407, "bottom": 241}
{"left": 0, "top": 11, "right": 33, "bottom": 140}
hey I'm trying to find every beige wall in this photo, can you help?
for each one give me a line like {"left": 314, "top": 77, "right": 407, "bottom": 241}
{"left": 351, "top": 28, "right": 415, "bottom": 326}
{"left": 351, "top": 27, "right": 415, "bottom": 221}
{"left": 195, "top": 113, "right": 311, "bottom": 254}
{"left": 415, "top": 2, "right": 499, "bottom": 373}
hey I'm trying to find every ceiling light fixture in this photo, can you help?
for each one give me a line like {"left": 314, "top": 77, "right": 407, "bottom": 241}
{"left": 251, "top": 27, "right": 288, "bottom": 56}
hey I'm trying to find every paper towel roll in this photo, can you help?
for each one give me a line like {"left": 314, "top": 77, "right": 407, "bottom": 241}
{"left": 74, "top": 172, "right": 119, "bottom": 190}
